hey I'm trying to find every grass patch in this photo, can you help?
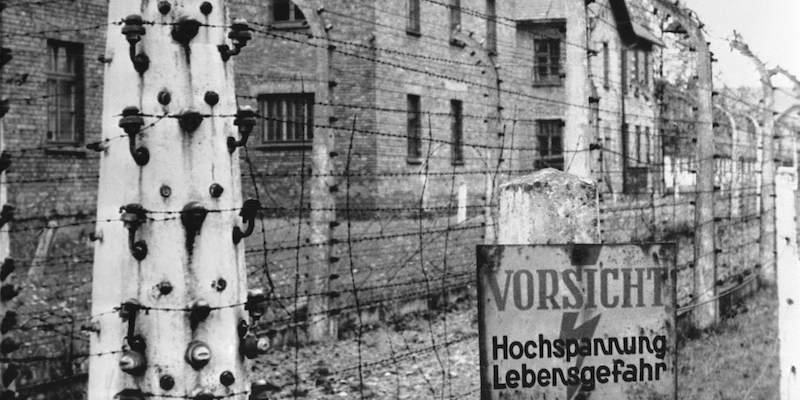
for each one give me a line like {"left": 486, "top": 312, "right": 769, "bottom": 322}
{"left": 678, "top": 287, "right": 779, "bottom": 399}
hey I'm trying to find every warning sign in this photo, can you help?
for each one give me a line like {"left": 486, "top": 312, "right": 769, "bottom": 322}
{"left": 476, "top": 244, "right": 677, "bottom": 400}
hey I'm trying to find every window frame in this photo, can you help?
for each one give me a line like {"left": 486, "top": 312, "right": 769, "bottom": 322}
{"left": 450, "top": 0, "right": 462, "bottom": 32}
{"left": 46, "top": 40, "right": 84, "bottom": 145}
{"left": 533, "top": 38, "right": 562, "bottom": 84}
{"left": 407, "top": 0, "right": 421, "bottom": 36}
{"left": 271, "top": 0, "right": 307, "bottom": 29}
{"left": 621, "top": 48, "right": 628, "bottom": 95}
{"left": 258, "top": 93, "right": 314, "bottom": 149}
{"left": 486, "top": 0, "right": 497, "bottom": 53}
{"left": 602, "top": 42, "right": 610, "bottom": 89}
{"left": 535, "top": 119, "right": 564, "bottom": 171}
{"left": 451, "top": 100, "right": 464, "bottom": 166}
{"left": 622, "top": 123, "right": 649, "bottom": 194}
{"left": 407, "top": 94, "right": 422, "bottom": 163}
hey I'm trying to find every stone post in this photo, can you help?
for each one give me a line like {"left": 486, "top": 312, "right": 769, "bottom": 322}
{"left": 777, "top": 166, "right": 800, "bottom": 399}
{"left": 497, "top": 168, "right": 599, "bottom": 245}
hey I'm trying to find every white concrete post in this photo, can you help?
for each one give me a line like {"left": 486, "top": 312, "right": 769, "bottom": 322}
{"left": 89, "top": 2, "right": 254, "bottom": 399}
{"left": 451, "top": 31, "right": 502, "bottom": 245}
{"left": 564, "top": 0, "right": 591, "bottom": 178}
{"left": 0, "top": 3, "right": 17, "bottom": 397}
{"left": 777, "top": 166, "right": 800, "bottom": 400}
{"left": 730, "top": 32, "right": 777, "bottom": 286}
{"left": 654, "top": 0, "right": 717, "bottom": 329}
{"left": 497, "top": 169, "right": 599, "bottom": 245}
{"left": 715, "top": 105, "right": 739, "bottom": 218}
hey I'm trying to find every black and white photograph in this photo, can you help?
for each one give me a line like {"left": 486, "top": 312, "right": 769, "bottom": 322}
{"left": 0, "top": 0, "right": 798, "bottom": 399}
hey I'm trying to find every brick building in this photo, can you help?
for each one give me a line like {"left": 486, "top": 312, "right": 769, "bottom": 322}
{"left": 0, "top": 0, "right": 675, "bottom": 222}
{"left": 0, "top": 0, "right": 784, "bottom": 394}
{"left": 230, "top": 0, "right": 672, "bottom": 220}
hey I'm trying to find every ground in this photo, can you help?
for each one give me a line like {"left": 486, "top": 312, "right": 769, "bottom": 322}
{"left": 252, "top": 286, "right": 780, "bottom": 399}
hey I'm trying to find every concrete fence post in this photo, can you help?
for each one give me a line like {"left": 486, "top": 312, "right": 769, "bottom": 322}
{"left": 653, "top": 0, "right": 717, "bottom": 329}
{"left": 776, "top": 166, "right": 800, "bottom": 399}
{"left": 89, "top": 2, "right": 253, "bottom": 399}
{"left": 0, "top": 3, "right": 17, "bottom": 398}
{"left": 730, "top": 33, "right": 777, "bottom": 287}
{"left": 497, "top": 168, "right": 599, "bottom": 245}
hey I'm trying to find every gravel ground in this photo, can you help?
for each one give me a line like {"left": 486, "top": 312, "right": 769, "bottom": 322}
{"left": 253, "top": 286, "right": 780, "bottom": 400}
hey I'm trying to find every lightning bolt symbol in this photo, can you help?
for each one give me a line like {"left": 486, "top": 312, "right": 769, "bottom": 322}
{"left": 560, "top": 311, "right": 602, "bottom": 400}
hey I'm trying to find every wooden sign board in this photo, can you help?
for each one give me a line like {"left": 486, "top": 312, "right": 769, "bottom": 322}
{"left": 477, "top": 244, "right": 677, "bottom": 400}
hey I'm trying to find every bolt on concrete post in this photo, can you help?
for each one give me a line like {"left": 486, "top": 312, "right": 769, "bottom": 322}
{"left": 89, "top": 2, "right": 251, "bottom": 400}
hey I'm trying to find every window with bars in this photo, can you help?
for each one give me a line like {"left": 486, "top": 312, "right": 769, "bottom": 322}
{"left": 621, "top": 49, "right": 627, "bottom": 95}
{"left": 46, "top": 40, "right": 83, "bottom": 144}
{"left": 407, "top": 95, "right": 422, "bottom": 162}
{"left": 451, "top": 100, "right": 463, "bottom": 165}
{"left": 623, "top": 124, "right": 649, "bottom": 193}
{"left": 408, "top": 0, "right": 421, "bottom": 35}
{"left": 535, "top": 120, "right": 563, "bottom": 170}
{"left": 603, "top": 42, "right": 610, "bottom": 89}
{"left": 272, "top": 0, "right": 306, "bottom": 24}
{"left": 259, "top": 94, "right": 314, "bottom": 145}
{"left": 450, "top": 0, "right": 461, "bottom": 31}
{"left": 534, "top": 39, "right": 561, "bottom": 83}
{"left": 486, "top": 0, "right": 497, "bottom": 52}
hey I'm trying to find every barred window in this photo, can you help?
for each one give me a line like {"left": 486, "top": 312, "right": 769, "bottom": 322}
{"left": 272, "top": 0, "right": 305, "bottom": 23}
{"left": 621, "top": 49, "right": 628, "bottom": 94}
{"left": 259, "top": 94, "right": 314, "bottom": 144}
{"left": 408, "top": 0, "right": 421, "bottom": 34}
{"left": 486, "top": 0, "right": 497, "bottom": 52}
{"left": 623, "top": 124, "right": 648, "bottom": 193}
{"left": 46, "top": 40, "right": 83, "bottom": 144}
{"left": 603, "top": 42, "right": 610, "bottom": 89}
{"left": 450, "top": 0, "right": 461, "bottom": 31}
{"left": 407, "top": 95, "right": 422, "bottom": 162}
{"left": 534, "top": 39, "right": 561, "bottom": 82}
{"left": 535, "top": 120, "right": 563, "bottom": 170}
{"left": 451, "top": 100, "right": 463, "bottom": 165}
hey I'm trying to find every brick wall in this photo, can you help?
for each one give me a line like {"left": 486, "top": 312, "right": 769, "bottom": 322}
{"left": 2, "top": 0, "right": 107, "bottom": 221}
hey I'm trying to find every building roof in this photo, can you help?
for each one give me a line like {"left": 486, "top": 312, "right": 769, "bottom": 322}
{"left": 515, "top": 0, "right": 665, "bottom": 47}
{"left": 631, "top": 21, "right": 666, "bottom": 47}
{"left": 515, "top": 0, "right": 566, "bottom": 22}
{"left": 608, "top": 0, "right": 665, "bottom": 48}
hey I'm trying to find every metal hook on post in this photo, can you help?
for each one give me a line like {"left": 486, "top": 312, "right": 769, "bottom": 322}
{"left": 244, "top": 288, "right": 266, "bottom": 321}
{"left": 218, "top": 19, "right": 251, "bottom": 61}
{"left": 0, "top": 205, "right": 14, "bottom": 228}
{"left": 0, "top": 151, "right": 11, "bottom": 174}
{"left": 232, "top": 199, "right": 260, "bottom": 244}
{"left": 121, "top": 15, "right": 149, "bottom": 74}
{"left": 119, "top": 107, "right": 150, "bottom": 166}
{"left": 120, "top": 204, "right": 148, "bottom": 261}
{"left": 118, "top": 300, "right": 147, "bottom": 376}
{"left": 227, "top": 106, "right": 256, "bottom": 153}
